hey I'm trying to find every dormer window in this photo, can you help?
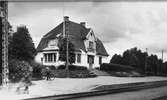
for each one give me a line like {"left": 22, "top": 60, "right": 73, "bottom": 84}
{"left": 48, "top": 39, "right": 58, "bottom": 47}
{"left": 88, "top": 41, "right": 95, "bottom": 52}
{"left": 89, "top": 41, "right": 94, "bottom": 49}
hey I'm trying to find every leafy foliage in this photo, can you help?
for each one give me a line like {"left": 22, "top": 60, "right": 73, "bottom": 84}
{"left": 8, "top": 26, "right": 37, "bottom": 82}
{"left": 9, "top": 26, "right": 36, "bottom": 61}
{"left": 29, "top": 60, "right": 45, "bottom": 80}
{"left": 100, "top": 63, "right": 135, "bottom": 72}
{"left": 58, "top": 37, "right": 76, "bottom": 64}
{"left": 9, "top": 59, "right": 33, "bottom": 82}
{"left": 57, "top": 65, "right": 87, "bottom": 70}
{"left": 110, "top": 47, "right": 165, "bottom": 75}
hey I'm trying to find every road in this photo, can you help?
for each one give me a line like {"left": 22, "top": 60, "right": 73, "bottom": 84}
{"left": 70, "top": 86, "right": 167, "bottom": 100}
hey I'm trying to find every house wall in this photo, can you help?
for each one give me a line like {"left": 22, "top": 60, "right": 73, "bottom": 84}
{"left": 35, "top": 51, "right": 108, "bottom": 69}
{"left": 73, "top": 51, "right": 107, "bottom": 69}
{"left": 35, "top": 52, "right": 43, "bottom": 64}
{"left": 35, "top": 51, "right": 64, "bottom": 68}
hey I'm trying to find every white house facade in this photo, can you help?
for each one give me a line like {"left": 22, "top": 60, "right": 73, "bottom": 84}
{"left": 35, "top": 16, "right": 109, "bottom": 69}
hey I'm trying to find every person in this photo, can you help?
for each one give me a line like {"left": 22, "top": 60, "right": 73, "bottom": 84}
{"left": 46, "top": 67, "right": 51, "bottom": 80}
{"left": 16, "top": 74, "right": 32, "bottom": 94}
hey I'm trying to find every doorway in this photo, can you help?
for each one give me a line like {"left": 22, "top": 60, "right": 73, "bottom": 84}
{"left": 88, "top": 55, "right": 94, "bottom": 70}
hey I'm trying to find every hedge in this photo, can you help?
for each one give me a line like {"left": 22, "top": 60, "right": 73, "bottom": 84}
{"left": 57, "top": 65, "right": 87, "bottom": 70}
{"left": 100, "top": 63, "right": 135, "bottom": 72}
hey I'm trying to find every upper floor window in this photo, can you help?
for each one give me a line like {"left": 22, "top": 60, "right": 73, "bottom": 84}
{"left": 48, "top": 39, "right": 58, "bottom": 47}
{"left": 89, "top": 41, "right": 94, "bottom": 49}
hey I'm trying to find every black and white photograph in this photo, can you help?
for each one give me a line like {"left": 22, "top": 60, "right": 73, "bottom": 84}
{"left": 1, "top": 0, "right": 167, "bottom": 100}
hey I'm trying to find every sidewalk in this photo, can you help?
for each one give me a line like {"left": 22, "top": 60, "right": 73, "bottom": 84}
{"left": 0, "top": 76, "right": 167, "bottom": 100}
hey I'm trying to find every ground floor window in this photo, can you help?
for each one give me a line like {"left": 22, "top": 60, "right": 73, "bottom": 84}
{"left": 44, "top": 53, "right": 57, "bottom": 62}
{"left": 87, "top": 55, "right": 94, "bottom": 64}
{"left": 77, "top": 54, "right": 81, "bottom": 63}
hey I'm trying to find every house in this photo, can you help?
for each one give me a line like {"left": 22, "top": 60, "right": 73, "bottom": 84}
{"left": 35, "top": 16, "right": 109, "bottom": 69}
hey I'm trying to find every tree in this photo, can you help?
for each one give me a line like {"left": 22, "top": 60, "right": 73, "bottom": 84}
{"left": 147, "top": 54, "right": 158, "bottom": 75}
{"left": 110, "top": 47, "right": 148, "bottom": 72}
{"left": 110, "top": 54, "right": 122, "bottom": 64}
{"left": 9, "top": 26, "right": 36, "bottom": 61}
{"left": 58, "top": 37, "right": 76, "bottom": 65}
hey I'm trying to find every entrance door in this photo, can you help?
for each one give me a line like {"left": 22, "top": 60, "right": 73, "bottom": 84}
{"left": 88, "top": 55, "right": 94, "bottom": 70}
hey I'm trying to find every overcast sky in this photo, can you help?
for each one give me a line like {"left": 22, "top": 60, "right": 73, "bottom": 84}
{"left": 8, "top": 1, "right": 167, "bottom": 62}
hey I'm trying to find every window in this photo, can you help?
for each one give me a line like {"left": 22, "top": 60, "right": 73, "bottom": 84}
{"left": 48, "top": 54, "right": 52, "bottom": 62}
{"left": 48, "top": 39, "right": 58, "bottom": 47}
{"left": 87, "top": 55, "right": 94, "bottom": 64}
{"left": 44, "top": 53, "right": 57, "bottom": 62}
{"left": 77, "top": 54, "right": 81, "bottom": 63}
{"left": 99, "top": 56, "right": 102, "bottom": 65}
{"left": 89, "top": 41, "right": 94, "bottom": 49}
{"left": 44, "top": 54, "right": 47, "bottom": 62}
{"left": 53, "top": 53, "right": 57, "bottom": 62}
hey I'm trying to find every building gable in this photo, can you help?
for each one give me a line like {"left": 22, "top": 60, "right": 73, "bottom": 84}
{"left": 86, "top": 29, "right": 96, "bottom": 41}
{"left": 84, "top": 29, "right": 97, "bottom": 53}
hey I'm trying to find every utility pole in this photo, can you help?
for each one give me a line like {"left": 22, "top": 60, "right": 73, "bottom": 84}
{"left": 161, "top": 49, "right": 164, "bottom": 74}
{"left": 162, "top": 49, "right": 164, "bottom": 63}
{"left": 0, "top": 1, "right": 9, "bottom": 87}
{"left": 145, "top": 48, "right": 148, "bottom": 75}
{"left": 64, "top": 16, "right": 69, "bottom": 77}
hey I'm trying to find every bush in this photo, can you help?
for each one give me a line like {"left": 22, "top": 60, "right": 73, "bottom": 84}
{"left": 100, "top": 63, "right": 135, "bottom": 72}
{"left": 53, "top": 65, "right": 96, "bottom": 78}
{"left": 29, "top": 61, "right": 47, "bottom": 80}
{"left": 53, "top": 69, "right": 97, "bottom": 78}
{"left": 57, "top": 65, "right": 87, "bottom": 70}
{"left": 47, "top": 65, "right": 56, "bottom": 70}
{"left": 9, "top": 59, "right": 32, "bottom": 82}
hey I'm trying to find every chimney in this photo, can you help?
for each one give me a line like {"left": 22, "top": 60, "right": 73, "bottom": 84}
{"left": 80, "top": 22, "right": 86, "bottom": 27}
{"left": 64, "top": 16, "right": 69, "bottom": 22}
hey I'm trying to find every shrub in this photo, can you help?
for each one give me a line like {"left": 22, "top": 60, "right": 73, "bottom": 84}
{"left": 9, "top": 59, "right": 33, "bottom": 82}
{"left": 53, "top": 65, "right": 96, "bottom": 78}
{"left": 100, "top": 63, "right": 135, "bottom": 72}
{"left": 57, "top": 65, "right": 87, "bottom": 70}
{"left": 47, "top": 65, "right": 56, "bottom": 70}
{"left": 29, "top": 61, "right": 46, "bottom": 80}
{"left": 53, "top": 69, "right": 97, "bottom": 78}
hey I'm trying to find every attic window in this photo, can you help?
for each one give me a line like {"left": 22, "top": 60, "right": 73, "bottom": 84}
{"left": 48, "top": 39, "right": 58, "bottom": 47}
{"left": 89, "top": 41, "right": 94, "bottom": 49}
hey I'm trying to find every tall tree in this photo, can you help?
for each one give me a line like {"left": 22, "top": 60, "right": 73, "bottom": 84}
{"left": 110, "top": 47, "right": 148, "bottom": 72}
{"left": 58, "top": 37, "right": 76, "bottom": 64}
{"left": 9, "top": 26, "right": 36, "bottom": 61}
{"left": 110, "top": 54, "right": 122, "bottom": 64}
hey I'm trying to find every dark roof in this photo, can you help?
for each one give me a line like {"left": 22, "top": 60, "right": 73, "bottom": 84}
{"left": 37, "top": 20, "right": 109, "bottom": 56}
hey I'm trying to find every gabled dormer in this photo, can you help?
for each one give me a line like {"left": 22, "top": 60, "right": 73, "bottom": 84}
{"left": 84, "top": 29, "right": 97, "bottom": 53}
{"left": 42, "top": 38, "right": 59, "bottom": 51}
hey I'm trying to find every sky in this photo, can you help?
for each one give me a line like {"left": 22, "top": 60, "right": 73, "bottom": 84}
{"left": 8, "top": 1, "right": 167, "bottom": 62}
